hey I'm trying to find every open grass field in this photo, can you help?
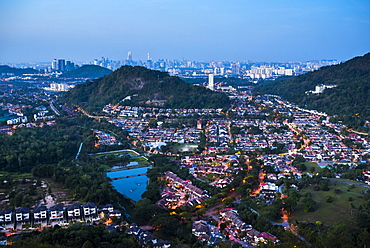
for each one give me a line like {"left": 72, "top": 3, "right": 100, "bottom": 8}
{"left": 290, "top": 178, "right": 369, "bottom": 226}
{"left": 0, "top": 172, "right": 34, "bottom": 179}
{"left": 131, "top": 156, "right": 150, "bottom": 165}
{"left": 303, "top": 162, "right": 321, "bottom": 172}
{"left": 90, "top": 149, "right": 150, "bottom": 167}
{"left": 90, "top": 149, "right": 140, "bottom": 158}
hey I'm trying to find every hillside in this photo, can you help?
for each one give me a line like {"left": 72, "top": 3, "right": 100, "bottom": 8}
{"left": 182, "top": 77, "right": 254, "bottom": 88}
{"left": 60, "top": 65, "right": 112, "bottom": 79}
{"left": 253, "top": 53, "right": 370, "bottom": 132}
{"left": 0, "top": 65, "right": 38, "bottom": 75}
{"left": 61, "top": 66, "right": 230, "bottom": 112}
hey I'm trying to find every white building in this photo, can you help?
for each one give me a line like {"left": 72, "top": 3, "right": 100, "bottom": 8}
{"left": 208, "top": 74, "right": 214, "bottom": 90}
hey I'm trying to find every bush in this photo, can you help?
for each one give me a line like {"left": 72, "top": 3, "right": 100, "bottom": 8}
{"left": 334, "top": 188, "right": 342, "bottom": 194}
{"left": 302, "top": 198, "right": 317, "bottom": 212}
{"left": 313, "top": 185, "right": 321, "bottom": 191}
{"left": 322, "top": 185, "right": 330, "bottom": 191}
{"left": 326, "top": 195, "right": 334, "bottom": 203}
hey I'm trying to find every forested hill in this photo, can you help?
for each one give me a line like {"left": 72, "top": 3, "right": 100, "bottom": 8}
{"left": 0, "top": 65, "right": 38, "bottom": 75}
{"left": 61, "top": 66, "right": 230, "bottom": 112}
{"left": 60, "top": 65, "right": 112, "bottom": 79}
{"left": 253, "top": 53, "right": 370, "bottom": 131}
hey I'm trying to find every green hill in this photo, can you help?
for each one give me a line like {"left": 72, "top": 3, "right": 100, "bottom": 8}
{"left": 0, "top": 65, "right": 38, "bottom": 75}
{"left": 60, "top": 65, "right": 112, "bottom": 79}
{"left": 253, "top": 53, "right": 370, "bottom": 132}
{"left": 61, "top": 66, "right": 230, "bottom": 112}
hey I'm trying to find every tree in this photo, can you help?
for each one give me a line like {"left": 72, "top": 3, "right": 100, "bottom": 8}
{"left": 302, "top": 198, "right": 316, "bottom": 212}
{"left": 149, "top": 213, "right": 180, "bottom": 236}
{"left": 14, "top": 192, "right": 24, "bottom": 207}
{"left": 326, "top": 195, "right": 334, "bottom": 203}
{"left": 81, "top": 240, "right": 94, "bottom": 248}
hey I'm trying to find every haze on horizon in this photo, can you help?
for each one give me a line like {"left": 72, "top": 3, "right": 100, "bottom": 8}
{"left": 1, "top": 0, "right": 369, "bottom": 64}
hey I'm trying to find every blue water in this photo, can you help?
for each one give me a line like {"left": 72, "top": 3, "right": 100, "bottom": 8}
{"left": 107, "top": 167, "right": 150, "bottom": 202}
{"left": 106, "top": 166, "right": 150, "bottom": 178}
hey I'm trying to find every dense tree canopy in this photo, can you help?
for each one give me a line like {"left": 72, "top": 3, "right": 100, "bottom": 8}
{"left": 253, "top": 53, "right": 370, "bottom": 132}
{"left": 0, "top": 65, "right": 38, "bottom": 75}
{"left": 0, "top": 117, "right": 133, "bottom": 210}
{"left": 60, "top": 65, "right": 112, "bottom": 79}
{"left": 61, "top": 66, "right": 230, "bottom": 113}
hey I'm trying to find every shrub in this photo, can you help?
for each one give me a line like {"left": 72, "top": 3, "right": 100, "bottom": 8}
{"left": 326, "top": 195, "right": 334, "bottom": 203}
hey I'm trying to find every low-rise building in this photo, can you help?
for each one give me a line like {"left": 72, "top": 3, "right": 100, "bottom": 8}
{"left": 66, "top": 204, "right": 81, "bottom": 222}
{"left": 33, "top": 205, "right": 48, "bottom": 226}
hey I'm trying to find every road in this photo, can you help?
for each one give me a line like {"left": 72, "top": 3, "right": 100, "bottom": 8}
{"left": 76, "top": 105, "right": 107, "bottom": 120}
{"left": 75, "top": 142, "right": 83, "bottom": 160}
{"left": 49, "top": 101, "right": 60, "bottom": 116}
{"left": 111, "top": 173, "right": 147, "bottom": 180}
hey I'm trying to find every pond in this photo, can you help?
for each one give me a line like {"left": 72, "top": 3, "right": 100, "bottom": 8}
{"left": 106, "top": 166, "right": 150, "bottom": 202}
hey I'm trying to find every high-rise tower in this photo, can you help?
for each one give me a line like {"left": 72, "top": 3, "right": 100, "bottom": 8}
{"left": 147, "top": 53, "right": 152, "bottom": 69}
{"left": 52, "top": 59, "right": 58, "bottom": 71}
{"left": 58, "top": 59, "right": 66, "bottom": 72}
{"left": 207, "top": 74, "right": 214, "bottom": 90}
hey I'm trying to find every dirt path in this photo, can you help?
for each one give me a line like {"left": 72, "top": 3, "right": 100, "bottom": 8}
{"left": 44, "top": 195, "right": 55, "bottom": 208}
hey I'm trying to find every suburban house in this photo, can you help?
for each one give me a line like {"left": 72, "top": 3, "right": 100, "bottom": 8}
{"left": 0, "top": 202, "right": 122, "bottom": 231}
{"left": 33, "top": 205, "right": 48, "bottom": 225}
{"left": 126, "top": 223, "right": 171, "bottom": 248}
{"left": 49, "top": 205, "right": 65, "bottom": 224}
{"left": 192, "top": 220, "right": 224, "bottom": 246}
{"left": 192, "top": 220, "right": 210, "bottom": 241}
{"left": 15, "top": 207, "right": 30, "bottom": 227}
{"left": 0, "top": 209, "right": 12, "bottom": 226}
{"left": 66, "top": 204, "right": 81, "bottom": 221}
{"left": 100, "top": 204, "right": 122, "bottom": 218}
{"left": 82, "top": 202, "right": 98, "bottom": 221}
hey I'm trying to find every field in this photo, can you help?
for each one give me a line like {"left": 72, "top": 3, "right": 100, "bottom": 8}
{"left": 290, "top": 178, "right": 369, "bottom": 226}
{"left": 90, "top": 149, "right": 150, "bottom": 167}
{"left": 90, "top": 149, "right": 141, "bottom": 157}
{"left": 303, "top": 162, "right": 321, "bottom": 172}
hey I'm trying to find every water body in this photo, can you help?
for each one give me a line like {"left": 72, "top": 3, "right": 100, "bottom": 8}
{"left": 107, "top": 166, "right": 150, "bottom": 202}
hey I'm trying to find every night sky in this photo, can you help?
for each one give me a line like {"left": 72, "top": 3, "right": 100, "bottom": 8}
{"left": 1, "top": 0, "right": 369, "bottom": 63}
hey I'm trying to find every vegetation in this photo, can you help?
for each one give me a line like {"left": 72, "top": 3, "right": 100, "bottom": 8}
{"left": 291, "top": 178, "right": 369, "bottom": 225}
{"left": 253, "top": 53, "right": 370, "bottom": 132}
{"left": 11, "top": 223, "right": 139, "bottom": 248}
{"left": 60, "top": 65, "right": 112, "bottom": 79}
{"left": 182, "top": 76, "right": 254, "bottom": 88}
{"left": 61, "top": 66, "right": 230, "bottom": 113}
{"left": 128, "top": 155, "right": 218, "bottom": 245}
{"left": 0, "top": 65, "right": 38, "bottom": 75}
{"left": 0, "top": 173, "right": 45, "bottom": 208}
{"left": 0, "top": 116, "right": 133, "bottom": 210}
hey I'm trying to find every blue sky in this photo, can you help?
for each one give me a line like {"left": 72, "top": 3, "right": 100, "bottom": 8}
{"left": 1, "top": 0, "right": 369, "bottom": 63}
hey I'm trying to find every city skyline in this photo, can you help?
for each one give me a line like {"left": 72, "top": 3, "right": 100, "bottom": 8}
{"left": 1, "top": 0, "right": 370, "bottom": 63}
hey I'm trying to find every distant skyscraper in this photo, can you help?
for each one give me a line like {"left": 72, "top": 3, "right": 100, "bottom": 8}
{"left": 232, "top": 62, "right": 240, "bottom": 75}
{"left": 147, "top": 53, "right": 152, "bottom": 68}
{"left": 207, "top": 74, "right": 214, "bottom": 90}
{"left": 65, "top": 61, "right": 76, "bottom": 71}
{"left": 127, "top": 51, "right": 132, "bottom": 61}
{"left": 58, "top": 59, "right": 65, "bottom": 72}
{"left": 51, "top": 59, "right": 58, "bottom": 71}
